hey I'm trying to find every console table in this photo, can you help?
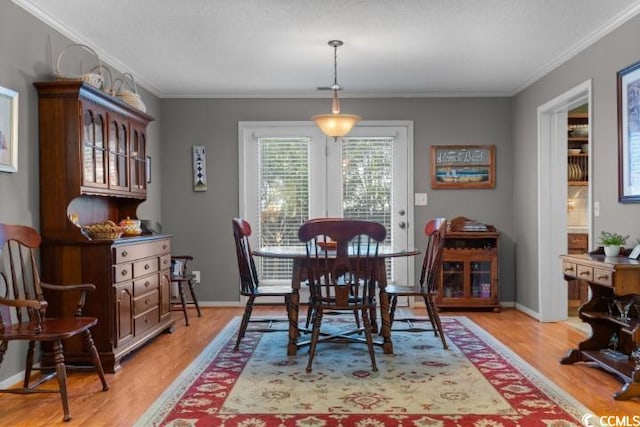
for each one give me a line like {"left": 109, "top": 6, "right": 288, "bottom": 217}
{"left": 560, "top": 253, "right": 640, "bottom": 400}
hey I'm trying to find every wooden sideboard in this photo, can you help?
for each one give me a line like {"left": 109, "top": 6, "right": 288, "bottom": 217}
{"left": 35, "top": 81, "right": 175, "bottom": 372}
{"left": 560, "top": 253, "right": 640, "bottom": 400}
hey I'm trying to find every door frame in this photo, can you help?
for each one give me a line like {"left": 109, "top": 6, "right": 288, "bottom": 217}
{"left": 537, "top": 80, "right": 592, "bottom": 322}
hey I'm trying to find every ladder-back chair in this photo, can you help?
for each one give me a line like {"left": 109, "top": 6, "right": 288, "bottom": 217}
{"left": 0, "top": 223, "right": 108, "bottom": 422}
{"left": 232, "top": 218, "right": 294, "bottom": 351}
{"left": 384, "top": 217, "right": 448, "bottom": 349}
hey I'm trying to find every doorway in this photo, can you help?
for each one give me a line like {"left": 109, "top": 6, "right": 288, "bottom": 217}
{"left": 537, "top": 80, "right": 593, "bottom": 322}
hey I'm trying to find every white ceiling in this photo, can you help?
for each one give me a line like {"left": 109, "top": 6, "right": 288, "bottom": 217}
{"left": 14, "top": 0, "right": 640, "bottom": 98}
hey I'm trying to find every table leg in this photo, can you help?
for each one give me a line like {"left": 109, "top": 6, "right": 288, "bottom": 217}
{"left": 287, "top": 259, "right": 303, "bottom": 356}
{"left": 377, "top": 262, "right": 393, "bottom": 354}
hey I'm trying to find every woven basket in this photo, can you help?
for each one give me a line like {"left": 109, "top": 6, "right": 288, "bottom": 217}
{"left": 83, "top": 220, "right": 124, "bottom": 240}
{"left": 56, "top": 44, "right": 104, "bottom": 90}
{"left": 114, "top": 72, "right": 146, "bottom": 112}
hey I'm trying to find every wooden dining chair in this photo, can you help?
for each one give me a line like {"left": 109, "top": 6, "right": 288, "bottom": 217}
{"left": 170, "top": 255, "right": 202, "bottom": 326}
{"left": 298, "top": 218, "right": 386, "bottom": 373}
{"left": 0, "top": 223, "right": 109, "bottom": 422}
{"left": 384, "top": 217, "right": 448, "bottom": 349}
{"left": 232, "top": 218, "right": 294, "bottom": 351}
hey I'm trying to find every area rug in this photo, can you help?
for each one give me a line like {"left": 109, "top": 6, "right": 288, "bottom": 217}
{"left": 136, "top": 316, "right": 595, "bottom": 426}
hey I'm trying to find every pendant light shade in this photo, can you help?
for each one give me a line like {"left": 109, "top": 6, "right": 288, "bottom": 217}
{"left": 312, "top": 40, "right": 361, "bottom": 139}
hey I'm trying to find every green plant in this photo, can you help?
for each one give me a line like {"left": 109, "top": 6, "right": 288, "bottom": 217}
{"left": 597, "top": 230, "right": 629, "bottom": 246}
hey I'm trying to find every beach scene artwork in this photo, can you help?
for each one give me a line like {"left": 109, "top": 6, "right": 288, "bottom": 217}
{"left": 431, "top": 145, "right": 495, "bottom": 189}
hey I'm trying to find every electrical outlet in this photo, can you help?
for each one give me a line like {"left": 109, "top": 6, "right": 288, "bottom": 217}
{"left": 414, "top": 193, "right": 428, "bottom": 206}
{"left": 192, "top": 271, "right": 201, "bottom": 284}
{"left": 594, "top": 201, "right": 600, "bottom": 217}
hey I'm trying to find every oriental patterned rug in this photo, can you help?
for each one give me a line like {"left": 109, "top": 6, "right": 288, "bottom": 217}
{"left": 136, "top": 316, "right": 596, "bottom": 427}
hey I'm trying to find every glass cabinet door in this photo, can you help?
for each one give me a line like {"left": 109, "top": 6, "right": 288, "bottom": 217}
{"left": 108, "top": 120, "right": 129, "bottom": 191}
{"left": 82, "top": 108, "right": 108, "bottom": 188}
{"left": 471, "top": 261, "right": 493, "bottom": 298}
{"left": 442, "top": 261, "right": 464, "bottom": 298}
{"left": 130, "top": 129, "right": 146, "bottom": 193}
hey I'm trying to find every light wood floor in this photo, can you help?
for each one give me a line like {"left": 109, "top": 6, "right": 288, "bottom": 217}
{"left": 0, "top": 307, "right": 637, "bottom": 426}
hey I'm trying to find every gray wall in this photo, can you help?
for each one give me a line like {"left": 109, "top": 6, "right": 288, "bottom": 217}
{"left": 0, "top": 2, "right": 162, "bottom": 384}
{"left": 160, "top": 97, "right": 514, "bottom": 303}
{"left": 512, "top": 13, "right": 640, "bottom": 311}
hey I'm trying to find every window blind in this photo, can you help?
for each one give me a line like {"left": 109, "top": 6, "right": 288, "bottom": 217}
{"left": 258, "top": 138, "right": 310, "bottom": 281}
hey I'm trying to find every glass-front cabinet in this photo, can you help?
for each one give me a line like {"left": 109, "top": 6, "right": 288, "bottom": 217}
{"left": 437, "top": 217, "right": 500, "bottom": 311}
{"left": 82, "top": 105, "right": 108, "bottom": 190}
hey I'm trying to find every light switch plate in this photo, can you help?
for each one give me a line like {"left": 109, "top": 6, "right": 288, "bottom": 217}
{"left": 415, "top": 193, "right": 428, "bottom": 206}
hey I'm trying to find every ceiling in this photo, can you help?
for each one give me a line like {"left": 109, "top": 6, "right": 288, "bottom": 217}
{"left": 14, "top": 0, "right": 640, "bottom": 98}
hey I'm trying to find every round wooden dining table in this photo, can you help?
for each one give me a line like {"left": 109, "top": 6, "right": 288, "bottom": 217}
{"left": 253, "top": 246, "right": 420, "bottom": 356}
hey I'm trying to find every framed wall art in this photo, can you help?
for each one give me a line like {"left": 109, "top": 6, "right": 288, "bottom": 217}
{"left": 192, "top": 145, "right": 207, "bottom": 192}
{"left": 618, "top": 59, "right": 640, "bottom": 202}
{"left": 0, "top": 85, "right": 18, "bottom": 173}
{"left": 431, "top": 145, "right": 495, "bottom": 189}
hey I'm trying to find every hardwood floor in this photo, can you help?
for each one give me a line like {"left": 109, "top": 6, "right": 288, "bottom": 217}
{"left": 0, "top": 307, "right": 637, "bottom": 426}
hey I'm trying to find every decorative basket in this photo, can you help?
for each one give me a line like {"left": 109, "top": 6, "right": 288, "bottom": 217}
{"left": 91, "top": 64, "right": 115, "bottom": 96}
{"left": 83, "top": 220, "right": 124, "bottom": 240}
{"left": 56, "top": 43, "right": 104, "bottom": 90}
{"left": 113, "top": 72, "right": 146, "bottom": 112}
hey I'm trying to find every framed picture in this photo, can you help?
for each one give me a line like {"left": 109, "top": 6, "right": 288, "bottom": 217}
{"left": 146, "top": 156, "right": 152, "bottom": 183}
{"left": 618, "top": 60, "right": 640, "bottom": 202}
{"left": 629, "top": 244, "right": 640, "bottom": 260}
{"left": 0, "top": 85, "right": 18, "bottom": 173}
{"left": 431, "top": 145, "right": 495, "bottom": 189}
{"left": 192, "top": 145, "right": 207, "bottom": 192}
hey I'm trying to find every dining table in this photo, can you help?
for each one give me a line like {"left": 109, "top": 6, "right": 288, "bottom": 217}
{"left": 252, "top": 245, "right": 420, "bottom": 356}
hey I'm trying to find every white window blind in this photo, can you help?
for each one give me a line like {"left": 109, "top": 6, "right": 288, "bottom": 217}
{"left": 258, "top": 138, "right": 309, "bottom": 282}
{"left": 341, "top": 137, "right": 394, "bottom": 280}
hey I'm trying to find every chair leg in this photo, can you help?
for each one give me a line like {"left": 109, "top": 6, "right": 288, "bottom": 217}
{"left": 24, "top": 341, "right": 35, "bottom": 387}
{"left": 177, "top": 282, "right": 190, "bottom": 326}
{"left": 423, "top": 296, "right": 438, "bottom": 335}
{"left": 235, "top": 296, "right": 255, "bottom": 351}
{"left": 389, "top": 295, "right": 398, "bottom": 328}
{"left": 427, "top": 296, "right": 448, "bottom": 349}
{"left": 83, "top": 330, "right": 109, "bottom": 391}
{"left": 52, "top": 339, "right": 71, "bottom": 422}
{"left": 186, "top": 280, "right": 202, "bottom": 317}
{"left": 306, "top": 308, "right": 323, "bottom": 373}
{"left": 361, "top": 308, "right": 378, "bottom": 372}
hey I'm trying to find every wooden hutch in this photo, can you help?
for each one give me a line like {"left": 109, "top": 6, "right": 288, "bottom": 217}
{"left": 34, "top": 81, "right": 174, "bottom": 373}
{"left": 437, "top": 217, "right": 500, "bottom": 311}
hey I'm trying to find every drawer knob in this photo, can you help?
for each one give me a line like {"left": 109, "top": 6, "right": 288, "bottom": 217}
{"left": 163, "top": 244, "right": 168, "bottom": 250}
{"left": 145, "top": 317, "right": 151, "bottom": 323}
{"left": 145, "top": 264, "right": 150, "bottom": 270}
{"left": 121, "top": 250, "right": 128, "bottom": 257}
{"left": 145, "top": 281, "right": 150, "bottom": 287}
{"left": 145, "top": 299, "right": 150, "bottom": 305}
{"left": 121, "top": 269, "right": 128, "bottom": 276}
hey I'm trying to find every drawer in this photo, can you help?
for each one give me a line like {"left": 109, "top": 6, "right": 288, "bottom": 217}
{"left": 576, "top": 264, "right": 593, "bottom": 281}
{"left": 562, "top": 261, "right": 577, "bottom": 277}
{"left": 134, "top": 289, "right": 159, "bottom": 315}
{"left": 133, "top": 258, "right": 158, "bottom": 278}
{"left": 114, "top": 263, "right": 132, "bottom": 283}
{"left": 592, "top": 268, "right": 613, "bottom": 287}
{"left": 159, "top": 254, "right": 171, "bottom": 271}
{"left": 134, "top": 307, "right": 159, "bottom": 335}
{"left": 134, "top": 274, "right": 159, "bottom": 296}
{"left": 114, "top": 239, "right": 170, "bottom": 264}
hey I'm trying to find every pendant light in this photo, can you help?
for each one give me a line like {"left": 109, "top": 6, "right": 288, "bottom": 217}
{"left": 312, "top": 40, "right": 361, "bottom": 140}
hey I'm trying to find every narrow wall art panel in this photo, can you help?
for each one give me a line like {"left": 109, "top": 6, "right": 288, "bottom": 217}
{"left": 193, "top": 145, "right": 207, "bottom": 192}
